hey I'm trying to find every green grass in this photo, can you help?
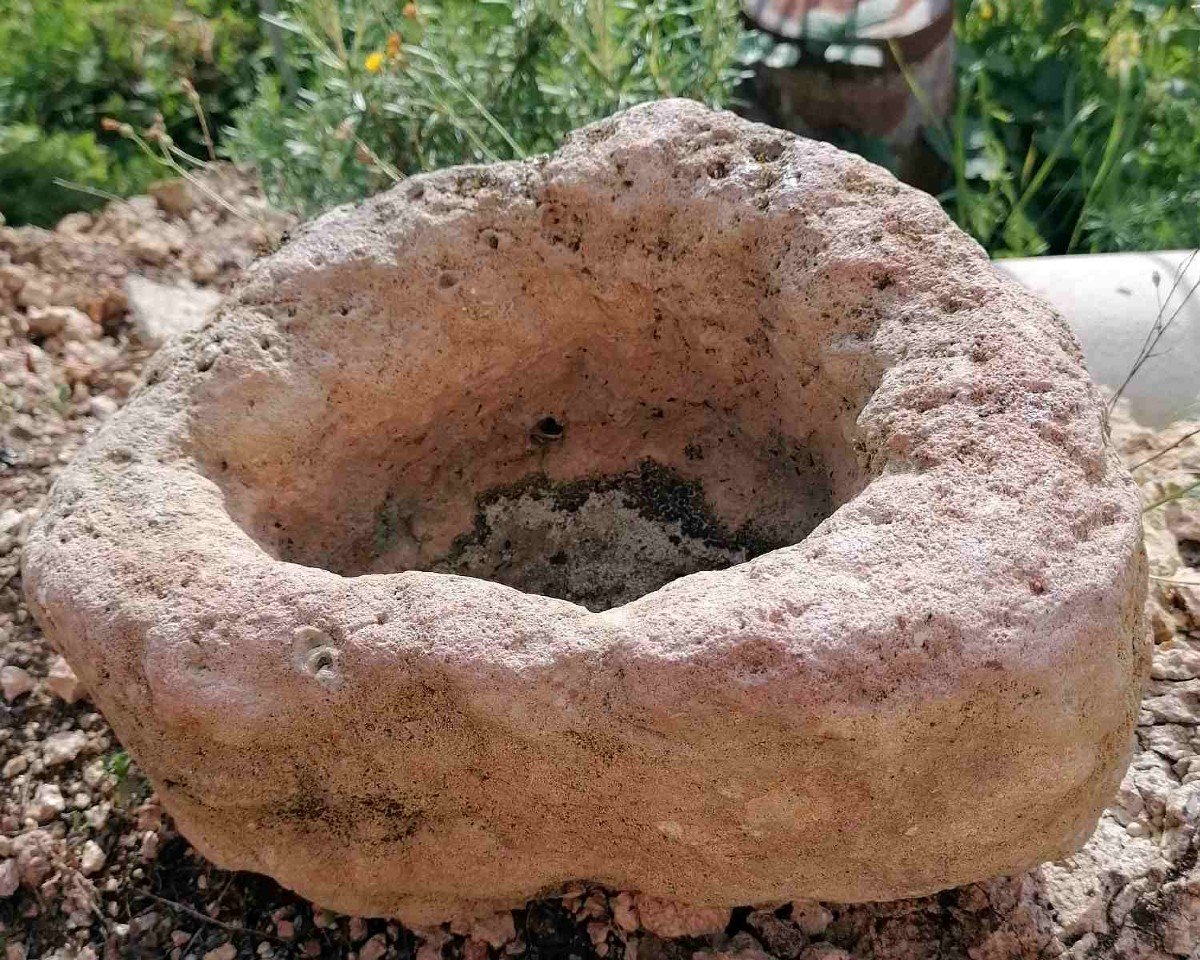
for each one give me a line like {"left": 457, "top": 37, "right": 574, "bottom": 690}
{"left": 908, "top": 0, "right": 1200, "bottom": 257}
{"left": 0, "top": 0, "right": 266, "bottom": 225}
{"left": 225, "top": 0, "right": 748, "bottom": 216}
{"left": 2, "top": 0, "right": 1197, "bottom": 257}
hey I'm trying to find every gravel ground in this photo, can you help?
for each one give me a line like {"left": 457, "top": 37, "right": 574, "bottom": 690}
{"left": 0, "top": 175, "right": 1196, "bottom": 960}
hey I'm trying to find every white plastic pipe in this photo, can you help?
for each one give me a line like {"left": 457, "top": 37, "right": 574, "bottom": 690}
{"left": 997, "top": 251, "right": 1200, "bottom": 428}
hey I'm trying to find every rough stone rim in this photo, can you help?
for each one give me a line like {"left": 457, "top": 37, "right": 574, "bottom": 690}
{"left": 22, "top": 100, "right": 1148, "bottom": 920}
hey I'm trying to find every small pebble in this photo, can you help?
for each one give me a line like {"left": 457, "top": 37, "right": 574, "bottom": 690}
{"left": 46, "top": 656, "right": 86, "bottom": 704}
{"left": 27, "top": 782, "right": 64, "bottom": 823}
{"left": 359, "top": 934, "right": 388, "bottom": 960}
{"left": 203, "top": 942, "right": 237, "bottom": 960}
{"left": 80, "top": 840, "right": 105, "bottom": 875}
{"left": 0, "top": 666, "right": 34, "bottom": 702}
{"left": 89, "top": 395, "right": 119, "bottom": 418}
{"left": 0, "top": 858, "right": 19, "bottom": 897}
{"left": 42, "top": 729, "right": 88, "bottom": 766}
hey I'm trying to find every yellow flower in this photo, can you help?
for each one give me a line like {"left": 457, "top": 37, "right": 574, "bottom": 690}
{"left": 365, "top": 51, "right": 384, "bottom": 73}
{"left": 979, "top": 1, "right": 995, "bottom": 20}
{"left": 386, "top": 32, "right": 402, "bottom": 59}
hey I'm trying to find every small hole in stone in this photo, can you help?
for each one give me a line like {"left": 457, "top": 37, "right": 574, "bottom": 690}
{"left": 438, "top": 271, "right": 459, "bottom": 290}
{"left": 750, "top": 139, "right": 786, "bottom": 162}
{"left": 310, "top": 651, "right": 334, "bottom": 672}
{"left": 531, "top": 416, "right": 565, "bottom": 444}
{"left": 707, "top": 160, "right": 729, "bottom": 179}
{"left": 1180, "top": 539, "right": 1200, "bottom": 568}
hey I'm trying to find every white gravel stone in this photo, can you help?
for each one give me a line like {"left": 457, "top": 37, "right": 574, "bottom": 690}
{"left": 1152, "top": 643, "right": 1200, "bottom": 681}
{"left": 79, "top": 840, "right": 105, "bottom": 876}
{"left": 27, "top": 782, "right": 64, "bottom": 823}
{"left": 468, "top": 912, "right": 517, "bottom": 948}
{"left": 125, "top": 274, "right": 222, "bottom": 349}
{"left": 358, "top": 934, "right": 387, "bottom": 960}
{"left": 0, "top": 858, "right": 18, "bottom": 897}
{"left": 46, "top": 655, "right": 86, "bottom": 704}
{"left": 84, "top": 802, "right": 110, "bottom": 831}
{"left": 1143, "top": 683, "right": 1200, "bottom": 726}
{"left": 611, "top": 892, "right": 638, "bottom": 933}
{"left": 1142, "top": 724, "right": 1195, "bottom": 762}
{"left": 790, "top": 903, "right": 833, "bottom": 938}
{"left": 0, "top": 665, "right": 34, "bottom": 702}
{"left": 42, "top": 730, "right": 87, "bottom": 766}
{"left": 88, "top": 395, "right": 119, "bottom": 419}
{"left": 81, "top": 759, "right": 105, "bottom": 787}
{"left": 0, "top": 510, "right": 23, "bottom": 536}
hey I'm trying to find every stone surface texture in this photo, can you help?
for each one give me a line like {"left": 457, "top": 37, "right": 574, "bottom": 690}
{"left": 21, "top": 100, "right": 1147, "bottom": 924}
{"left": 125, "top": 274, "right": 224, "bottom": 349}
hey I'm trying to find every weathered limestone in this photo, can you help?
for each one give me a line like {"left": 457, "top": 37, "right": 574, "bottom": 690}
{"left": 23, "top": 100, "right": 1148, "bottom": 924}
{"left": 125, "top": 274, "right": 223, "bottom": 349}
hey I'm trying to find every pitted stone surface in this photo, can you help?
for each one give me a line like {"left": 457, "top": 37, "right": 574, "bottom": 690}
{"left": 22, "top": 100, "right": 1147, "bottom": 924}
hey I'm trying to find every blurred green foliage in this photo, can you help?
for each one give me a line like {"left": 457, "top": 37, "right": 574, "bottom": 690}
{"left": 0, "top": 125, "right": 124, "bottom": 226}
{"left": 0, "top": 0, "right": 266, "bottom": 225}
{"left": 0, "top": 0, "right": 1196, "bottom": 258}
{"left": 938, "top": 0, "right": 1200, "bottom": 256}
{"left": 226, "top": 0, "right": 749, "bottom": 216}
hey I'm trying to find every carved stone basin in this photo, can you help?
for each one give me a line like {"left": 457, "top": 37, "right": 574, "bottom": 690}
{"left": 23, "top": 100, "right": 1148, "bottom": 924}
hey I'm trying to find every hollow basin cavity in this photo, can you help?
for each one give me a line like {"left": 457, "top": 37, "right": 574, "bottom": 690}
{"left": 23, "top": 99, "right": 1149, "bottom": 924}
{"left": 191, "top": 154, "right": 879, "bottom": 611}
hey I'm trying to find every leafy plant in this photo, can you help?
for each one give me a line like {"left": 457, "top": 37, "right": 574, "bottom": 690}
{"left": 0, "top": 0, "right": 266, "bottom": 224}
{"left": 225, "top": 0, "right": 750, "bottom": 216}
{"left": 103, "top": 748, "right": 152, "bottom": 807}
{"left": 5, "top": 0, "right": 1196, "bottom": 259}
{"left": 904, "top": 0, "right": 1200, "bottom": 257}
{"left": 0, "top": 125, "right": 130, "bottom": 226}
{"left": 104, "top": 749, "right": 133, "bottom": 781}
